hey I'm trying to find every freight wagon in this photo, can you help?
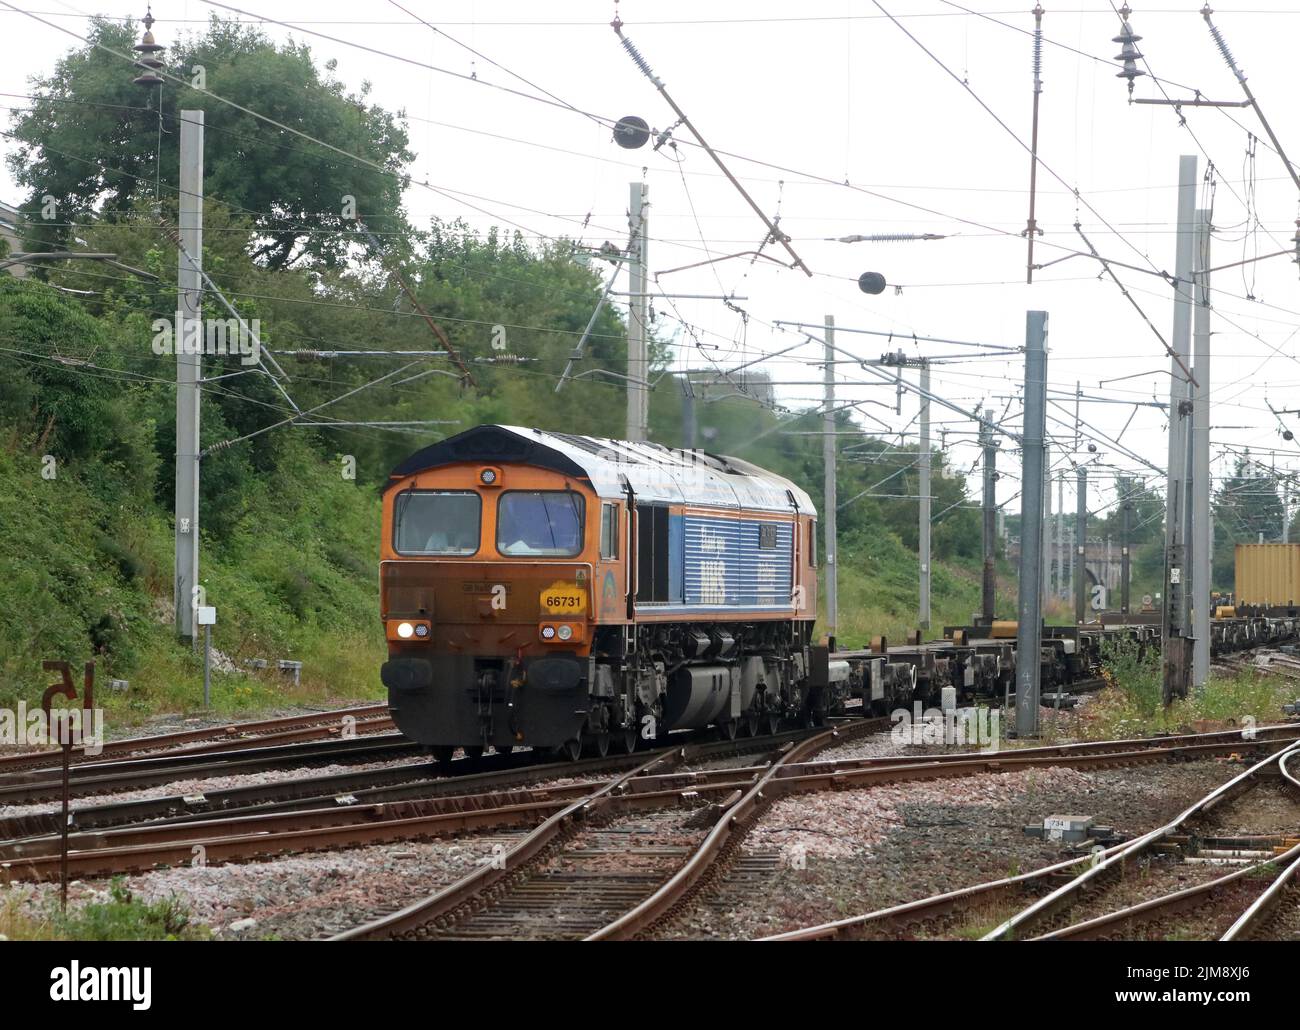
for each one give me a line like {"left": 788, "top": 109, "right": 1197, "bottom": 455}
{"left": 1235, "top": 543, "right": 1300, "bottom": 610}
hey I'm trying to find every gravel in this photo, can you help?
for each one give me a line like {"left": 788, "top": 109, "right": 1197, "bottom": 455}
{"left": 5, "top": 832, "right": 529, "bottom": 940}
{"left": 0, "top": 755, "right": 435, "bottom": 823}
{"left": 654, "top": 757, "right": 1250, "bottom": 940}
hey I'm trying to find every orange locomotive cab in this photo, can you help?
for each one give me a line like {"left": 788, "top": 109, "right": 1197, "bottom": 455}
{"left": 381, "top": 448, "right": 609, "bottom": 757}
{"left": 380, "top": 425, "right": 824, "bottom": 760}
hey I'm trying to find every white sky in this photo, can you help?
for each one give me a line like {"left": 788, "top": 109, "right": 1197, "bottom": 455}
{"left": 4, "top": 1, "right": 1300, "bottom": 526}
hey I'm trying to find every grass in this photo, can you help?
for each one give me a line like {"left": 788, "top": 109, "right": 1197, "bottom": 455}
{"left": 827, "top": 528, "right": 1019, "bottom": 647}
{"left": 922, "top": 897, "right": 1021, "bottom": 941}
{"left": 0, "top": 445, "right": 387, "bottom": 726}
{"left": 88, "top": 628, "right": 386, "bottom": 733}
{"left": 0, "top": 880, "right": 210, "bottom": 941}
{"left": 950, "top": 920, "right": 1000, "bottom": 941}
{"left": 1074, "top": 638, "right": 1298, "bottom": 740}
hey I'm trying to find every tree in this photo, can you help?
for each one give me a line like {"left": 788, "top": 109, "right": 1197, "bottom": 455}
{"left": 1213, "top": 453, "right": 1285, "bottom": 587}
{"left": 7, "top": 17, "right": 413, "bottom": 269}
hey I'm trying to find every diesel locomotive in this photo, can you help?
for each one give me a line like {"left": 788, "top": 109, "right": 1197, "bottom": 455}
{"left": 378, "top": 424, "right": 833, "bottom": 760}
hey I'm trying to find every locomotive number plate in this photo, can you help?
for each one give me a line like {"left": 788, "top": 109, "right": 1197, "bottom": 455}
{"left": 540, "top": 582, "right": 587, "bottom": 615}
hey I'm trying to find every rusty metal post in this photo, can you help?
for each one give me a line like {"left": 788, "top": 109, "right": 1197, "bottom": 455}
{"left": 40, "top": 659, "right": 93, "bottom": 911}
{"left": 60, "top": 726, "right": 70, "bottom": 911}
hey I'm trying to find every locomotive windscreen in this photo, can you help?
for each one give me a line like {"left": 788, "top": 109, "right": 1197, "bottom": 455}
{"left": 497, "top": 491, "right": 585, "bottom": 556}
{"left": 394, "top": 490, "right": 481, "bottom": 555}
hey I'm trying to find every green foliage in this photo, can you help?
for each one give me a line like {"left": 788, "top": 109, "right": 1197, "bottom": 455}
{"left": 1089, "top": 638, "right": 1293, "bottom": 738}
{"left": 1213, "top": 453, "right": 1286, "bottom": 588}
{"left": 1099, "top": 637, "right": 1163, "bottom": 717}
{"left": 832, "top": 525, "right": 1016, "bottom": 646}
{"left": 8, "top": 17, "right": 413, "bottom": 269}
{"left": 0, "top": 880, "right": 210, "bottom": 941}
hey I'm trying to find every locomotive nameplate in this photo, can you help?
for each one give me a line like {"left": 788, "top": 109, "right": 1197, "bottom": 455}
{"left": 540, "top": 581, "right": 587, "bottom": 615}
{"left": 462, "top": 582, "right": 511, "bottom": 593}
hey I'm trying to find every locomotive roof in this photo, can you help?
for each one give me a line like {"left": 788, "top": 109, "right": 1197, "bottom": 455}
{"left": 388, "top": 424, "right": 817, "bottom": 516}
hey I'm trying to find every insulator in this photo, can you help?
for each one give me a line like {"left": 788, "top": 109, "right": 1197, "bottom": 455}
{"left": 1115, "top": 62, "right": 1146, "bottom": 91}
{"left": 619, "top": 34, "right": 662, "bottom": 87}
{"left": 1111, "top": 24, "right": 1142, "bottom": 47}
{"left": 132, "top": 6, "right": 166, "bottom": 88}
{"left": 1111, "top": 11, "right": 1146, "bottom": 96}
{"left": 1205, "top": 20, "right": 1241, "bottom": 79}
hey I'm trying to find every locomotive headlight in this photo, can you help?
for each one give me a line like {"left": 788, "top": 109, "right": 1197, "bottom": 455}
{"left": 540, "top": 625, "right": 557, "bottom": 640}
{"left": 387, "top": 618, "right": 432, "bottom": 642}
{"left": 557, "top": 624, "right": 573, "bottom": 641}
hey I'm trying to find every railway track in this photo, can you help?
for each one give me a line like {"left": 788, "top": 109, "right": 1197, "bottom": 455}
{"left": 331, "top": 719, "right": 889, "bottom": 940}
{"left": 326, "top": 720, "right": 1300, "bottom": 942}
{"left": 0, "top": 722, "right": 834, "bottom": 840}
{"left": 0, "top": 729, "right": 421, "bottom": 806}
{"left": 1023, "top": 747, "right": 1300, "bottom": 942}
{"left": 0, "top": 725, "right": 848, "bottom": 883}
{"left": 761, "top": 737, "right": 1300, "bottom": 941}
{"left": 7, "top": 722, "right": 1300, "bottom": 888}
{"left": 1214, "top": 649, "right": 1300, "bottom": 683}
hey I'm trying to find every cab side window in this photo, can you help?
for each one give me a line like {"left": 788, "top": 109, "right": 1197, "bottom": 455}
{"left": 600, "top": 503, "right": 619, "bottom": 560}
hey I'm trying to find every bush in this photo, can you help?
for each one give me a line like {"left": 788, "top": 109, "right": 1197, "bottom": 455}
{"left": 0, "top": 879, "right": 210, "bottom": 941}
{"left": 1099, "top": 638, "right": 1162, "bottom": 717}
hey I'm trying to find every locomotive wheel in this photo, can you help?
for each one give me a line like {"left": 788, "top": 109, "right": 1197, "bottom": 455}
{"left": 431, "top": 746, "right": 455, "bottom": 764}
{"left": 767, "top": 713, "right": 781, "bottom": 736}
{"left": 560, "top": 738, "right": 583, "bottom": 761}
{"left": 592, "top": 733, "right": 611, "bottom": 758}
{"left": 721, "top": 719, "right": 738, "bottom": 741}
{"left": 619, "top": 727, "right": 639, "bottom": 753}
{"left": 801, "top": 707, "right": 825, "bottom": 729}
{"left": 744, "top": 712, "right": 760, "bottom": 737}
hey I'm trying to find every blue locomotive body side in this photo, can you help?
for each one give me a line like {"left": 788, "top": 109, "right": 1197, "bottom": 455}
{"left": 643, "top": 510, "right": 794, "bottom": 614}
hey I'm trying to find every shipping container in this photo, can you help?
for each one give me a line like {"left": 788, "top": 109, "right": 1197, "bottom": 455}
{"left": 1234, "top": 543, "right": 1300, "bottom": 605}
